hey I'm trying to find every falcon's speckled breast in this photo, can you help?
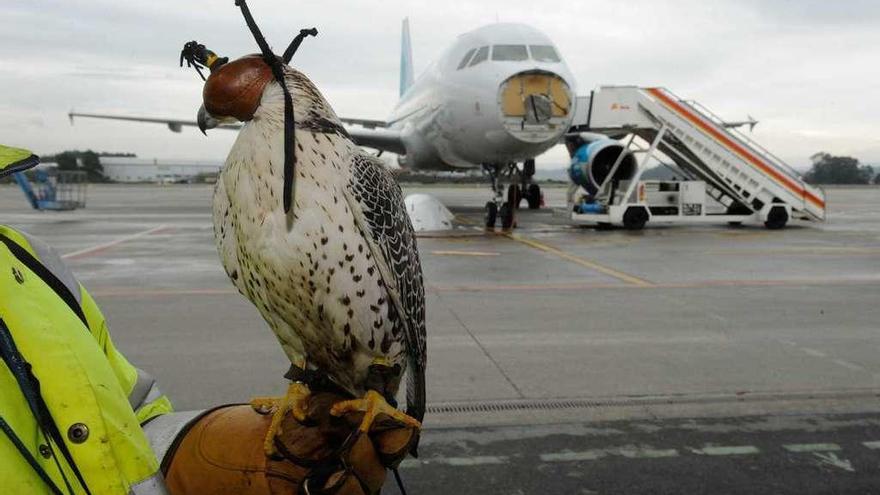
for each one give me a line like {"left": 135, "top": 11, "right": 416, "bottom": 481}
{"left": 211, "top": 67, "right": 426, "bottom": 414}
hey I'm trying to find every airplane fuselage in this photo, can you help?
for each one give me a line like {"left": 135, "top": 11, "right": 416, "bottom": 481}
{"left": 388, "top": 23, "right": 577, "bottom": 171}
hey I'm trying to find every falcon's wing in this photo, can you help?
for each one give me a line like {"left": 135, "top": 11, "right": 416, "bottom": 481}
{"left": 343, "top": 151, "right": 426, "bottom": 422}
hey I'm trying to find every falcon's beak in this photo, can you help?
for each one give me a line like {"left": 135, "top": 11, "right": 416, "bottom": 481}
{"left": 197, "top": 104, "right": 219, "bottom": 135}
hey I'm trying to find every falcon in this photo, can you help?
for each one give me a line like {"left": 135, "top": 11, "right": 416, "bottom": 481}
{"left": 196, "top": 50, "right": 426, "bottom": 455}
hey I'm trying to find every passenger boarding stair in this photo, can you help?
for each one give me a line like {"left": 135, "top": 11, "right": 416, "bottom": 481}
{"left": 574, "top": 86, "right": 825, "bottom": 222}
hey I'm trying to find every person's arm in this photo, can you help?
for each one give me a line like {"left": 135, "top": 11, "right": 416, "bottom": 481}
{"left": 78, "top": 286, "right": 174, "bottom": 423}
{"left": 13, "top": 229, "right": 174, "bottom": 423}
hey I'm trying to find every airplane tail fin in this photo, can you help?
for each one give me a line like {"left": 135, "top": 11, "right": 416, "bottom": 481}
{"left": 399, "top": 18, "right": 414, "bottom": 97}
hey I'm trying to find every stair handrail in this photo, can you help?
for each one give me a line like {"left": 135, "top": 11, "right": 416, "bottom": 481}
{"left": 655, "top": 87, "right": 809, "bottom": 188}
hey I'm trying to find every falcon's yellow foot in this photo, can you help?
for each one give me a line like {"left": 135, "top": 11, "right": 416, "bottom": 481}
{"left": 250, "top": 382, "right": 311, "bottom": 456}
{"left": 330, "top": 389, "right": 422, "bottom": 433}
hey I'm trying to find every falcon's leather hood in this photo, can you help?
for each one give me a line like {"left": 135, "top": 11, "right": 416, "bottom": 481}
{"left": 203, "top": 54, "right": 274, "bottom": 122}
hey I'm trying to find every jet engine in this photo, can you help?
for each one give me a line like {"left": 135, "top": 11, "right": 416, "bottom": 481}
{"left": 568, "top": 139, "right": 637, "bottom": 196}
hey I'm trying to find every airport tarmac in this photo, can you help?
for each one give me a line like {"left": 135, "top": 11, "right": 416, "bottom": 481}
{"left": 2, "top": 183, "right": 879, "bottom": 493}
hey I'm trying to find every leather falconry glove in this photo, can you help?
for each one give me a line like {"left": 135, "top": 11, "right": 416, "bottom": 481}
{"left": 163, "top": 391, "right": 419, "bottom": 495}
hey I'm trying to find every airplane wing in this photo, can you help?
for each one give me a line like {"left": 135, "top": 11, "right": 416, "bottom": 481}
{"left": 339, "top": 117, "right": 387, "bottom": 129}
{"left": 67, "top": 112, "right": 242, "bottom": 132}
{"left": 69, "top": 111, "right": 407, "bottom": 155}
{"left": 345, "top": 127, "right": 406, "bottom": 155}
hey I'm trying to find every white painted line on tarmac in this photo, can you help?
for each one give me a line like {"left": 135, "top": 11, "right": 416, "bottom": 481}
{"left": 62, "top": 225, "right": 169, "bottom": 260}
{"left": 430, "top": 250, "right": 500, "bottom": 257}
{"left": 832, "top": 359, "right": 865, "bottom": 371}
{"left": 800, "top": 348, "right": 827, "bottom": 358}
{"left": 813, "top": 452, "right": 855, "bottom": 472}
{"left": 402, "top": 439, "right": 875, "bottom": 471}
{"left": 617, "top": 447, "right": 679, "bottom": 459}
{"left": 402, "top": 455, "right": 509, "bottom": 468}
{"left": 689, "top": 445, "right": 760, "bottom": 456}
{"left": 541, "top": 451, "right": 605, "bottom": 462}
{"left": 783, "top": 443, "right": 841, "bottom": 453}
{"left": 433, "top": 456, "right": 508, "bottom": 466}
{"left": 541, "top": 447, "right": 679, "bottom": 462}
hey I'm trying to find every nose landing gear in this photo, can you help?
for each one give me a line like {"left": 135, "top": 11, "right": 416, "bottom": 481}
{"left": 484, "top": 201, "right": 498, "bottom": 227}
{"left": 483, "top": 163, "right": 515, "bottom": 229}
{"left": 482, "top": 159, "right": 542, "bottom": 229}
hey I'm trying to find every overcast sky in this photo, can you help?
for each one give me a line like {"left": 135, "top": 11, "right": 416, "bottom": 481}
{"left": 2, "top": 0, "right": 878, "bottom": 169}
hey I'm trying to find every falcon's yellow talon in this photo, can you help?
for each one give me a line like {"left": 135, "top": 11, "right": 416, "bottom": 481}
{"left": 331, "top": 389, "right": 421, "bottom": 433}
{"left": 250, "top": 382, "right": 311, "bottom": 456}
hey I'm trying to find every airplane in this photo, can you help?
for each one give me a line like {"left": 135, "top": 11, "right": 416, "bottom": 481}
{"left": 678, "top": 100, "right": 758, "bottom": 132}
{"left": 69, "top": 19, "right": 578, "bottom": 228}
{"left": 722, "top": 115, "right": 758, "bottom": 132}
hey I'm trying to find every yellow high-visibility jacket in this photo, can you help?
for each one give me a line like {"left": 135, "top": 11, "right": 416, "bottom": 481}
{"left": 0, "top": 225, "right": 173, "bottom": 494}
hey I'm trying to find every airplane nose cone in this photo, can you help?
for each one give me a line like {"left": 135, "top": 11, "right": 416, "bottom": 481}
{"left": 498, "top": 70, "right": 572, "bottom": 143}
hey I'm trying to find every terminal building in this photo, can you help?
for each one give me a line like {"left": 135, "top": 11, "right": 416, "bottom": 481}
{"left": 99, "top": 157, "right": 222, "bottom": 183}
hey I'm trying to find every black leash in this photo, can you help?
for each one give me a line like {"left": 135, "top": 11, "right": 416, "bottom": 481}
{"left": 0, "top": 319, "right": 91, "bottom": 495}
{"left": 283, "top": 28, "right": 318, "bottom": 64}
{"left": 0, "top": 415, "right": 65, "bottom": 495}
{"left": 234, "top": 0, "right": 316, "bottom": 213}
{"left": 392, "top": 467, "right": 409, "bottom": 495}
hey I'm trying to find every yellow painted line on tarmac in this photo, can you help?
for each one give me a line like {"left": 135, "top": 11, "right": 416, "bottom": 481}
{"left": 430, "top": 281, "right": 632, "bottom": 292}
{"left": 711, "top": 247, "right": 880, "bottom": 256}
{"left": 430, "top": 250, "right": 500, "bottom": 257}
{"left": 719, "top": 230, "right": 769, "bottom": 237}
{"left": 455, "top": 215, "right": 476, "bottom": 226}
{"left": 505, "top": 233, "right": 655, "bottom": 287}
{"left": 428, "top": 276, "right": 880, "bottom": 293}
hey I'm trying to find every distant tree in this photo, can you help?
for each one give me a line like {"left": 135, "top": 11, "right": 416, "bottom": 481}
{"left": 805, "top": 153, "right": 873, "bottom": 185}
{"left": 53, "top": 151, "right": 78, "bottom": 171}
{"left": 42, "top": 149, "right": 107, "bottom": 181}
{"left": 79, "top": 150, "right": 104, "bottom": 181}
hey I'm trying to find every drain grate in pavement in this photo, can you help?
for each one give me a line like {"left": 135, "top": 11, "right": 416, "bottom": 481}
{"left": 425, "top": 389, "right": 880, "bottom": 415}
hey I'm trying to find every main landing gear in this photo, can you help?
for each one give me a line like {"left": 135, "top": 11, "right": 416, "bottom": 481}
{"left": 483, "top": 159, "right": 543, "bottom": 229}
{"left": 520, "top": 159, "right": 542, "bottom": 210}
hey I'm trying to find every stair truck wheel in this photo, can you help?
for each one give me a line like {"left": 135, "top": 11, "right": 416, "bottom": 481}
{"left": 485, "top": 201, "right": 497, "bottom": 228}
{"left": 622, "top": 206, "right": 649, "bottom": 231}
{"left": 500, "top": 202, "right": 515, "bottom": 229}
{"left": 526, "top": 183, "right": 541, "bottom": 209}
{"left": 764, "top": 205, "right": 788, "bottom": 230}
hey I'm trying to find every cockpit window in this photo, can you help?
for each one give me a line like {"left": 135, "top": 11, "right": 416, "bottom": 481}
{"left": 491, "top": 44, "right": 529, "bottom": 61}
{"left": 469, "top": 46, "right": 489, "bottom": 67}
{"left": 457, "top": 48, "right": 476, "bottom": 70}
{"left": 529, "top": 45, "right": 560, "bottom": 63}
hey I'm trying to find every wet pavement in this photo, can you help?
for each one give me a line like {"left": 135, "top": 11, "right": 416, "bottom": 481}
{"left": 2, "top": 183, "right": 879, "bottom": 493}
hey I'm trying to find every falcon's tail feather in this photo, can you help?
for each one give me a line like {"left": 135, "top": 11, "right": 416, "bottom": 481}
{"left": 405, "top": 359, "right": 425, "bottom": 456}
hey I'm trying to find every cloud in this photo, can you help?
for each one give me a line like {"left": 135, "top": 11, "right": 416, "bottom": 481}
{"left": 1, "top": 0, "right": 877, "bottom": 168}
